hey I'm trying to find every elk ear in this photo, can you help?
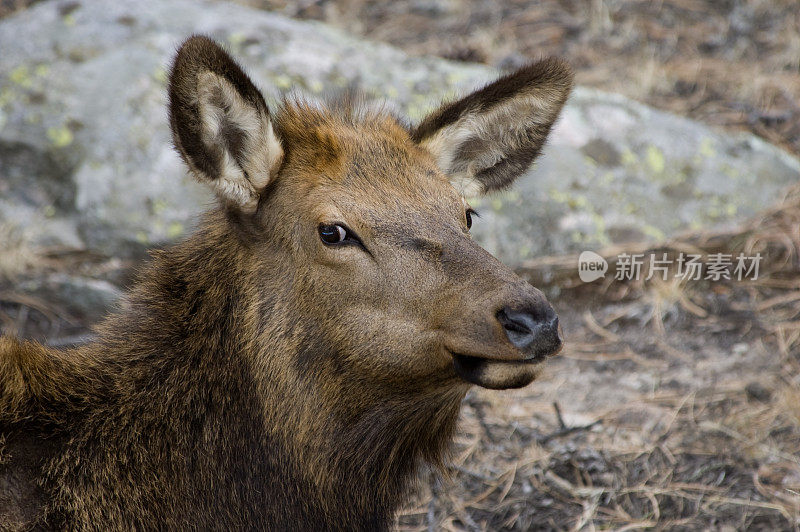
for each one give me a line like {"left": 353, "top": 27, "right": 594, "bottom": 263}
{"left": 412, "top": 58, "right": 573, "bottom": 196}
{"left": 168, "top": 36, "right": 283, "bottom": 213}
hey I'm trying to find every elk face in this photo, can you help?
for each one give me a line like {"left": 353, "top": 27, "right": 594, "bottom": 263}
{"left": 169, "top": 36, "right": 572, "bottom": 391}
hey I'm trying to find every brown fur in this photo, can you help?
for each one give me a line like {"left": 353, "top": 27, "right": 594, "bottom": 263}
{"left": 0, "top": 36, "right": 572, "bottom": 530}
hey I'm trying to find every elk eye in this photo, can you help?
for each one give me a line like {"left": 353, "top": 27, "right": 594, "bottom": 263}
{"left": 318, "top": 224, "right": 348, "bottom": 245}
{"left": 465, "top": 208, "right": 477, "bottom": 230}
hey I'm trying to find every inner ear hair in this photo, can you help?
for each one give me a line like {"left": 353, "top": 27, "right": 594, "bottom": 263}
{"left": 412, "top": 58, "right": 573, "bottom": 196}
{"left": 194, "top": 71, "right": 278, "bottom": 210}
{"left": 168, "top": 35, "right": 283, "bottom": 213}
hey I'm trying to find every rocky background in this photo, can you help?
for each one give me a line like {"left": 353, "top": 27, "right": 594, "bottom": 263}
{"left": 1, "top": 0, "right": 799, "bottom": 529}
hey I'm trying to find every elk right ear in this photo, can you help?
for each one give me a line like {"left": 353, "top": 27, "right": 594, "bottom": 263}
{"left": 168, "top": 36, "right": 283, "bottom": 213}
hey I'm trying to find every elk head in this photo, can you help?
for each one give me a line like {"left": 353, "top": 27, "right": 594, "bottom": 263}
{"left": 168, "top": 36, "right": 571, "bottom": 392}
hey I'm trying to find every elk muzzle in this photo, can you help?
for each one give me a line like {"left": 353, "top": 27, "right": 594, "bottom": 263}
{"left": 445, "top": 284, "right": 563, "bottom": 390}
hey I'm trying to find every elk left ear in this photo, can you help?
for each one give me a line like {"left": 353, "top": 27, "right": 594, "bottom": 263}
{"left": 412, "top": 58, "right": 573, "bottom": 196}
{"left": 169, "top": 36, "right": 283, "bottom": 213}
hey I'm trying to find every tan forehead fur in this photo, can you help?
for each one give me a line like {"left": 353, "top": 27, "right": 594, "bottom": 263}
{"left": 273, "top": 99, "right": 451, "bottom": 196}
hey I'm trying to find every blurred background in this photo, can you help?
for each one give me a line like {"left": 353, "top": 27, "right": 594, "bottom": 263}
{"left": 244, "top": 0, "right": 800, "bottom": 154}
{"left": 0, "top": 0, "right": 798, "bottom": 529}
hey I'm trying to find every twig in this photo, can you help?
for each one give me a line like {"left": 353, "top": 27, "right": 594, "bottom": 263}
{"left": 536, "top": 419, "right": 603, "bottom": 445}
{"left": 553, "top": 402, "right": 567, "bottom": 430}
{"left": 537, "top": 402, "right": 603, "bottom": 445}
{"left": 427, "top": 474, "right": 438, "bottom": 532}
{"left": 447, "top": 464, "right": 493, "bottom": 482}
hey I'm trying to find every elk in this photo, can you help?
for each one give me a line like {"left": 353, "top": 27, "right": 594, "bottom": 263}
{"left": 0, "top": 36, "right": 571, "bottom": 530}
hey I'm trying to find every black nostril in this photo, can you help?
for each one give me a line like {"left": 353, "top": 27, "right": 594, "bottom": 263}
{"left": 497, "top": 307, "right": 535, "bottom": 348}
{"left": 497, "top": 305, "right": 562, "bottom": 357}
{"left": 497, "top": 306, "right": 541, "bottom": 350}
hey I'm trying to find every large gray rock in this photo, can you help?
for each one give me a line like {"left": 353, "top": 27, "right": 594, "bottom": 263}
{"left": 1, "top": 0, "right": 797, "bottom": 263}
{"left": 471, "top": 90, "right": 800, "bottom": 264}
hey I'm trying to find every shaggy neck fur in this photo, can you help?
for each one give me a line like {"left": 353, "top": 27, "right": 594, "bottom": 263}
{"left": 0, "top": 213, "right": 467, "bottom": 530}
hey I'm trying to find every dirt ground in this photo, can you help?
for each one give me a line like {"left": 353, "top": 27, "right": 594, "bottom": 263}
{"left": 1, "top": 1, "right": 799, "bottom": 530}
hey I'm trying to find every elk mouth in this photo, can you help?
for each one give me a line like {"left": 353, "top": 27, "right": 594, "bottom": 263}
{"left": 451, "top": 353, "right": 545, "bottom": 390}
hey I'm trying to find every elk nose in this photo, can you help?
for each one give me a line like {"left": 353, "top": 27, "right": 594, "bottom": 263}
{"left": 497, "top": 305, "right": 562, "bottom": 360}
